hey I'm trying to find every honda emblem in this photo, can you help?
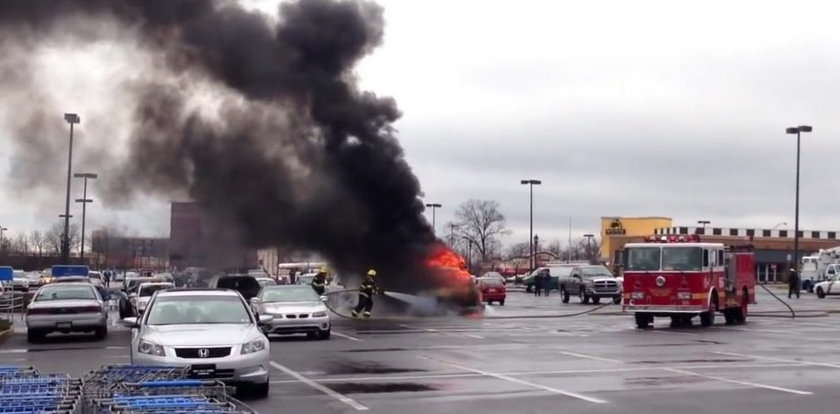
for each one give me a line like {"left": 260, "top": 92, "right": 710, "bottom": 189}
{"left": 197, "top": 348, "right": 210, "bottom": 358}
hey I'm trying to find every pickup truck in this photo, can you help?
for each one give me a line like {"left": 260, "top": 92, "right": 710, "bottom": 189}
{"left": 559, "top": 265, "right": 621, "bottom": 304}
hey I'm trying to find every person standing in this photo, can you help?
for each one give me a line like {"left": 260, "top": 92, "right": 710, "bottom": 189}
{"left": 541, "top": 268, "right": 551, "bottom": 297}
{"left": 534, "top": 271, "right": 543, "bottom": 297}
{"left": 352, "top": 269, "right": 380, "bottom": 318}
{"left": 311, "top": 267, "right": 328, "bottom": 295}
{"left": 788, "top": 268, "right": 800, "bottom": 299}
{"left": 103, "top": 270, "right": 111, "bottom": 287}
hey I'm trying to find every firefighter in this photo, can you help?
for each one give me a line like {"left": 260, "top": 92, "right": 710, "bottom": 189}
{"left": 352, "top": 269, "right": 380, "bottom": 318}
{"left": 788, "top": 268, "right": 800, "bottom": 299}
{"left": 311, "top": 266, "right": 328, "bottom": 295}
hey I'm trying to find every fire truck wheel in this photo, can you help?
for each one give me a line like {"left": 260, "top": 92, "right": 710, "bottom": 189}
{"left": 635, "top": 313, "right": 652, "bottom": 329}
{"left": 560, "top": 288, "right": 570, "bottom": 303}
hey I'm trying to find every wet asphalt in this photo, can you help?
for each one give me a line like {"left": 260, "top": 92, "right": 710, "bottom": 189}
{"left": 3, "top": 286, "right": 840, "bottom": 414}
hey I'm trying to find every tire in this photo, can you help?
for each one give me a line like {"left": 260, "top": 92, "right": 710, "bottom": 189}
{"left": 700, "top": 295, "right": 717, "bottom": 327}
{"left": 252, "top": 380, "right": 270, "bottom": 398}
{"left": 612, "top": 296, "right": 621, "bottom": 304}
{"left": 591, "top": 296, "right": 601, "bottom": 304}
{"left": 817, "top": 287, "right": 826, "bottom": 299}
{"left": 499, "top": 299, "right": 505, "bottom": 306}
{"left": 635, "top": 313, "right": 651, "bottom": 329}
{"left": 581, "top": 291, "right": 590, "bottom": 304}
{"left": 318, "top": 329, "right": 331, "bottom": 340}
{"left": 561, "top": 288, "right": 570, "bottom": 303}
{"left": 94, "top": 327, "right": 108, "bottom": 340}
{"left": 27, "top": 329, "right": 44, "bottom": 344}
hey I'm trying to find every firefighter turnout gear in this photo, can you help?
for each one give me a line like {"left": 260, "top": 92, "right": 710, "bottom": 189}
{"left": 311, "top": 271, "right": 327, "bottom": 295}
{"left": 353, "top": 270, "right": 380, "bottom": 318}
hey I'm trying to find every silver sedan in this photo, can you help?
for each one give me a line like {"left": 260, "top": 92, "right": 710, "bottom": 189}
{"left": 26, "top": 282, "right": 108, "bottom": 343}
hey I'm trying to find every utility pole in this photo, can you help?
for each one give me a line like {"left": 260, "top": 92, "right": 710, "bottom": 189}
{"left": 568, "top": 218, "right": 572, "bottom": 261}
{"left": 61, "top": 113, "right": 80, "bottom": 264}
{"left": 583, "top": 233, "right": 595, "bottom": 264}
{"left": 520, "top": 179, "right": 542, "bottom": 271}
{"left": 74, "top": 173, "right": 97, "bottom": 261}
{"left": 786, "top": 125, "right": 812, "bottom": 273}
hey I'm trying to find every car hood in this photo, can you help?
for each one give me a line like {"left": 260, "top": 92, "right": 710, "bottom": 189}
{"left": 28, "top": 299, "right": 100, "bottom": 309}
{"left": 143, "top": 324, "right": 257, "bottom": 346}
{"left": 260, "top": 301, "right": 325, "bottom": 314}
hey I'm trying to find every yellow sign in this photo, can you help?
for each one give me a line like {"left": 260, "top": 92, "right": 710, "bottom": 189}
{"left": 605, "top": 218, "right": 627, "bottom": 235}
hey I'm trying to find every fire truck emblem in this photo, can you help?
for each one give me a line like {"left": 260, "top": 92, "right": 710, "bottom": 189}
{"left": 655, "top": 276, "right": 666, "bottom": 287}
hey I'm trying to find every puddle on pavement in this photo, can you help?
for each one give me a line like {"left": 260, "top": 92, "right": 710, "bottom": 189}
{"left": 326, "top": 361, "right": 426, "bottom": 375}
{"left": 327, "top": 383, "right": 439, "bottom": 394}
{"left": 626, "top": 376, "right": 705, "bottom": 386}
{"left": 632, "top": 358, "right": 748, "bottom": 364}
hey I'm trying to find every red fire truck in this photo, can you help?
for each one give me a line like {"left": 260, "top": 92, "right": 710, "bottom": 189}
{"left": 622, "top": 234, "right": 756, "bottom": 329}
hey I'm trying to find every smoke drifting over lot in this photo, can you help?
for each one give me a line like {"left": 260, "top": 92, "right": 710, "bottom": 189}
{"left": 0, "top": 0, "right": 437, "bottom": 288}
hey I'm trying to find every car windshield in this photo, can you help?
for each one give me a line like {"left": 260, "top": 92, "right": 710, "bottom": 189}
{"left": 146, "top": 295, "right": 251, "bottom": 325}
{"left": 35, "top": 286, "right": 95, "bottom": 301}
{"left": 261, "top": 286, "right": 319, "bottom": 302}
{"left": 580, "top": 266, "right": 613, "bottom": 279}
{"left": 139, "top": 284, "right": 171, "bottom": 297}
{"left": 298, "top": 276, "right": 315, "bottom": 285}
{"left": 257, "top": 278, "right": 277, "bottom": 287}
{"left": 625, "top": 247, "right": 662, "bottom": 271}
{"left": 662, "top": 247, "right": 703, "bottom": 271}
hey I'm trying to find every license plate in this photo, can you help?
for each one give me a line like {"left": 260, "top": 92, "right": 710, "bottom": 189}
{"left": 190, "top": 364, "right": 217, "bottom": 378}
{"left": 56, "top": 322, "right": 72, "bottom": 328}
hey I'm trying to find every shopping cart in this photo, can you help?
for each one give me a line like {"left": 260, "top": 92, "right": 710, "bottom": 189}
{"left": 0, "top": 369, "right": 82, "bottom": 414}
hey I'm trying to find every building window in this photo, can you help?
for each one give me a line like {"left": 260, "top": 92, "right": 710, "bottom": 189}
{"left": 713, "top": 228, "right": 722, "bottom": 236}
{"left": 812, "top": 231, "right": 820, "bottom": 239}
{"left": 679, "top": 227, "right": 688, "bottom": 235}
{"left": 797, "top": 231, "right": 804, "bottom": 238}
{"left": 830, "top": 232, "right": 837, "bottom": 239}
{"left": 763, "top": 230, "right": 771, "bottom": 237}
{"left": 779, "top": 230, "right": 788, "bottom": 238}
{"left": 696, "top": 227, "right": 705, "bottom": 235}
{"left": 746, "top": 229, "right": 755, "bottom": 237}
{"left": 729, "top": 229, "right": 738, "bottom": 236}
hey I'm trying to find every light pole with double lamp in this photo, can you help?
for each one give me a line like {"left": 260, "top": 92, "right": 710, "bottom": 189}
{"left": 74, "top": 173, "right": 97, "bottom": 261}
{"left": 786, "top": 125, "right": 813, "bottom": 272}
{"left": 425, "top": 203, "right": 442, "bottom": 235}
{"left": 520, "top": 179, "right": 542, "bottom": 271}
{"left": 61, "top": 113, "right": 80, "bottom": 264}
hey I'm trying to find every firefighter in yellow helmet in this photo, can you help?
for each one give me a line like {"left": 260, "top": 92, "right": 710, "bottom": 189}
{"left": 352, "top": 269, "right": 381, "bottom": 318}
{"left": 311, "top": 266, "right": 328, "bottom": 296}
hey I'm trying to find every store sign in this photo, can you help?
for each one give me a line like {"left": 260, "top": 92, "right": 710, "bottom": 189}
{"left": 605, "top": 218, "right": 627, "bottom": 235}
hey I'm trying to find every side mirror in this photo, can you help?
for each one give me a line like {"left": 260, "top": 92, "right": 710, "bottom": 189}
{"left": 258, "top": 314, "right": 274, "bottom": 325}
{"left": 250, "top": 297, "right": 260, "bottom": 305}
{"left": 121, "top": 317, "right": 139, "bottom": 329}
{"left": 320, "top": 296, "right": 328, "bottom": 302}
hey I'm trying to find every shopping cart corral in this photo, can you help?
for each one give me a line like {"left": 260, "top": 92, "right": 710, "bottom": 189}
{"left": 0, "top": 364, "right": 257, "bottom": 414}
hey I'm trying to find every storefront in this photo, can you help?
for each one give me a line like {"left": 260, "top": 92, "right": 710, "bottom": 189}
{"left": 600, "top": 217, "right": 673, "bottom": 265}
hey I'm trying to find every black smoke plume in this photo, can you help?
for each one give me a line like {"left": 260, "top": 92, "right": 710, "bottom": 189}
{"left": 0, "top": 0, "right": 442, "bottom": 291}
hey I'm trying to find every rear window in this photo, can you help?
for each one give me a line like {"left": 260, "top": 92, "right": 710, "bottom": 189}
{"left": 218, "top": 276, "right": 260, "bottom": 291}
{"left": 478, "top": 278, "right": 503, "bottom": 286}
{"left": 36, "top": 286, "right": 96, "bottom": 301}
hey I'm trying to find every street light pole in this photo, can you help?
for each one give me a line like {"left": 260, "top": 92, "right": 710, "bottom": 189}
{"left": 74, "top": 173, "right": 97, "bottom": 261}
{"left": 425, "top": 203, "right": 442, "bottom": 235}
{"left": 583, "top": 233, "right": 594, "bottom": 264}
{"left": 533, "top": 234, "right": 539, "bottom": 268}
{"left": 61, "top": 113, "right": 80, "bottom": 264}
{"left": 787, "top": 125, "right": 812, "bottom": 273}
{"left": 520, "top": 179, "right": 542, "bottom": 272}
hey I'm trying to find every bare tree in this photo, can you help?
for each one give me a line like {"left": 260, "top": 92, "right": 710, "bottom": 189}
{"left": 546, "top": 240, "right": 562, "bottom": 257}
{"left": 10, "top": 234, "right": 29, "bottom": 254}
{"left": 46, "top": 223, "right": 80, "bottom": 255}
{"left": 559, "top": 237, "right": 602, "bottom": 263}
{"left": 29, "top": 231, "right": 45, "bottom": 257}
{"left": 453, "top": 199, "right": 509, "bottom": 263}
{"left": 505, "top": 241, "right": 530, "bottom": 259}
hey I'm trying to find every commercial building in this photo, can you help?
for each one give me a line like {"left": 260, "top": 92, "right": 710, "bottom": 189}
{"left": 90, "top": 231, "right": 169, "bottom": 269}
{"left": 600, "top": 217, "right": 673, "bottom": 262}
{"left": 169, "top": 202, "right": 258, "bottom": 271}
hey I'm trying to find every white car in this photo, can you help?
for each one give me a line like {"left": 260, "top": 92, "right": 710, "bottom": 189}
{"left": 250, "top": 285, "right": 330, "bottom": 340}
{"left": 130, "top": 282, "right": 174, "bottom": 315}
{"left": 814, "top": 275, "right": 840, "bottom": 298}
{"left": 123, "top": 288, "right": 272, "bottom": 398}
{"left": 26, "top": 282, "right": 108, "bottom": 343}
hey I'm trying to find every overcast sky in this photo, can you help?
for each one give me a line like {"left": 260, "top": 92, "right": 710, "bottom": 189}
{"left": 2, "top": 0, "right": 839, "bottom": 248}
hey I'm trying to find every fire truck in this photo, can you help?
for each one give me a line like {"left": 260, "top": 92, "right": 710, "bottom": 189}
{"left": 622, "top": 234, "right": 756, "bottom": 329}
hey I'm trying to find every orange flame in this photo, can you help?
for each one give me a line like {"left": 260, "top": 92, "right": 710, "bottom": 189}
{"left": 426, "top": 244, "right": 472, "bottom": 282}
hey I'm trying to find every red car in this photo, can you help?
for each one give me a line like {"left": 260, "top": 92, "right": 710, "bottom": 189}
{"left": 476, "top": 277, "right": 506, "bottom": 305}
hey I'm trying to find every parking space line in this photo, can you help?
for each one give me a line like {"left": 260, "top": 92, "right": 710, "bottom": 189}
{"left": 418, "top": 356, "right": 607, "bottom": 404}
{"left": 559, "top": 351, "right": 622, "bottom": 363}
{"left": 270, "top": 361, "right": 369, "bottom": 411}
{"left": 662, "top": 367, "right": 812, "bottom": 395}
{"left": 715, "top": 351, "right": 840, "bottom": 369}
{"left": 332, "top": 331, "right": 363, "bottom": 342}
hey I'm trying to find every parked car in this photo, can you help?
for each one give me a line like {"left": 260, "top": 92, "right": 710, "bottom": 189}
{"left": 560, "top": 265, "right": 621, "bottom": 304}
{"left": 256, "top": 278, "right": 277, "bottom": 288}
{"left": 130, "top": 282, "right": 174, "bottom": 315}
{"left": 814, "top": 273, "right": 840, "bottom": 298}
{"left": 26, "top": 282, "right": 108, "bottom": 342}
{"left": 475, "top": 276, "right": 506, "bottom": 305}
{"left": 122, "top": 288, "right": 272, "bottom": 398}
{"left": 250, "top": 285, "right": 330, "bottom": 340}
{"left": 10, "top": 270, "right": 30, "bottom": 292}
{"left": 206, "top": 274, "right": 262, "bottom": 302}
{"left": 523, "top": 265, "right": 577, "bottom": 292}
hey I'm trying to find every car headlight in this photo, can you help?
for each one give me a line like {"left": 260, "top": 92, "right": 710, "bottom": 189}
{"left": 312, "top": 311, "right": 327, "bottom": 318}
{"left": 631, "top": 291, "right": 644, "bottom": 299}
{"left": 241, "top": 337, "right": 267, "bottom": 354}
{"left": 138, "top": 340, "right": 165, "bottom": 356}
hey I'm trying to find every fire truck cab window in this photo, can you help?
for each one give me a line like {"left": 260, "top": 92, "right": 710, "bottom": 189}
{"left": 717, "top": 250, "right": 724, "bottom": 265}
{"left": 625, "top": 247, "right": 661, "bottom": 271}
{"left": 662, "top": 247, "right": 703, "bottom": 271}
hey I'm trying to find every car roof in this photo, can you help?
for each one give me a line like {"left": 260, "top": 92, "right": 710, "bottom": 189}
{"left": 155, "top": 288, "right": 241, "bottom": 297}
{"left": 40, "top": 282, "right": 94, "bottom": 288}
{"left": 139, "top": 281, "right": 173, "bottom": 287}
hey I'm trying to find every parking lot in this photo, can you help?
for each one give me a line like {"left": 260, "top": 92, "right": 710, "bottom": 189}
{"left": 3, "top": 287, "right": 840, "bottom": 413}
